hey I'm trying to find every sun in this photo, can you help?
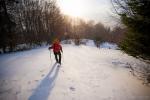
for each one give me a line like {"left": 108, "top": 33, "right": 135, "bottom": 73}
{"left": 57, "top": 0, "right": 86, "bottom": 17}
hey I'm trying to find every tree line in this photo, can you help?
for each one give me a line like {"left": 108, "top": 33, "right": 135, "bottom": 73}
{"left": 62, "top": 16, "right": 125, "bottom": 46}
{"left": 0, "top": 0, "right": 64, "bottom": 53}
{"left": 0, "top": 0, "right": 125, "bottom": 53}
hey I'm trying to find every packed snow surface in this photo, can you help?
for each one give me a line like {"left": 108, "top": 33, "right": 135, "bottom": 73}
{"left": 0, "top": 42, "right": 150, "bottom": 100}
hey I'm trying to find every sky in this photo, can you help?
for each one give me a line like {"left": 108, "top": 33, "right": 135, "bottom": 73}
{"left": 57, "top": 0, "right": 117, "bottom": 27}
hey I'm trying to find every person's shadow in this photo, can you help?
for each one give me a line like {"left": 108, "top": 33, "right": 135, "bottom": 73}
{"left": 29, "top": 63, "right": 60, "bottom": 100}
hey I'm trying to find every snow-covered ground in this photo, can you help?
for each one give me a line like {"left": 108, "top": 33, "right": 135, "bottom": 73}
{"left": 0, "top": 41, "right": 150, "bottom": 100}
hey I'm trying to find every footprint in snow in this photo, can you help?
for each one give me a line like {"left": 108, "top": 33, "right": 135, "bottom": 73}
{"left": 70, "top": 87, "right": 75, "bottom": 91}
{"left": 40, "top": 70, "right": 45, "bottom": 72}
{"left": 41, "top": 74, "right": 45, "bottom": 77}
{"left": 28, "top": 81, "right": 31, "bottom": 84}
{"left": 35, "top": 80, "right": 39, "bottom": 82}
{"left": 16, "top": 91, "right": 21, "bottom": 95}
{"left": 0, "top": 88, "right": 12, "bottom": 94}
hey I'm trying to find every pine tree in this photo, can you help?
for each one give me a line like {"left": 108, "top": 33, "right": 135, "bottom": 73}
{"left": 0, "top": 0, "right": 18, "bottom": 52}
{"left": 112, "top": 0, "right": 150, "bottom": 60}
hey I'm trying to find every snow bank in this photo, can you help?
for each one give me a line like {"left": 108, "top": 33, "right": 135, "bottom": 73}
{"left": 61, "top": 39, "right": 118, "bottom": 50}
{"left": 100, "top": 42, "right": 119, "bottom": 49}
{"left": 85, "top": 40, "right": 95, "bottom": 47}
{"left": 61, "top": 39, "right": 75, "bottom": 45}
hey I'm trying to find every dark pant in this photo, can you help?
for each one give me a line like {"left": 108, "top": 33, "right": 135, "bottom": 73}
{"left": 54, "top": 51, "right": 61, "bottom": 64}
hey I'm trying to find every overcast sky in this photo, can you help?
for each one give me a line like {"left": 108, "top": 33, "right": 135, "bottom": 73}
{"left": 57, "top": 0, "right": 117, "bottom": 27}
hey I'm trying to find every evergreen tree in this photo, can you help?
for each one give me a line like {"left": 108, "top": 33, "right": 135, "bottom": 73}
{"left": 112, "top": 0, "right": 150, "bottom": 60}
{"left": 0, "top": 0, "right": 18, "bottom": 52}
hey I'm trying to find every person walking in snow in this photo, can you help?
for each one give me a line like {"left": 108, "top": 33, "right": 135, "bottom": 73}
{"left": 48, "top": 38, "right": 63, "bottom": 64}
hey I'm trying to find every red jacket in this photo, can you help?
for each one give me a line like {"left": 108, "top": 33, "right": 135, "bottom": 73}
{"left": 49, "top": 42, "right": 62, "bottom": 53}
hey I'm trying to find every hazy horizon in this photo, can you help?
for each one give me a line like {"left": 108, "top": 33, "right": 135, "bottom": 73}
{"left": 57, "top": 0, "right": 118, "bottom": 27}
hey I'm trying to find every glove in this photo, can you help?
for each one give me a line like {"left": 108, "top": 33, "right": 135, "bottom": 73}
{"left": 48, "top": 47, "right": 52, "bottom": 50}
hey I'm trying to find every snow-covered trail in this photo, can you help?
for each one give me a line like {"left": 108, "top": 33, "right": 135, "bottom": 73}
{"left": 0, "top": 44, "right": 150, "bottom": 100}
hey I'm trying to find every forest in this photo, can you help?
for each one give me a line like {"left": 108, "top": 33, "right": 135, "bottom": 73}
{"left": 0, "top": 0, "right": 125, "bottom": 53}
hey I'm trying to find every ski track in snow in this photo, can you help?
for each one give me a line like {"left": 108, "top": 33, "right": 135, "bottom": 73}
{"left": 0, "top": 44, "right": 150, "bottom": 100}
